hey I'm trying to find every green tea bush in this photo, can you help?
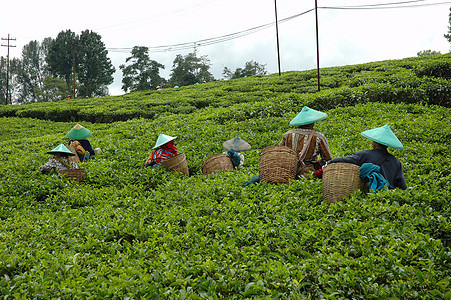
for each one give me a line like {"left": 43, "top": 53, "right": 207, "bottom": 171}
{"left": 0, "top": 54, "right": 449, "bottom": 123}
{"left": 414, "top": 58, "right": 451, "bottom": 79}
{"left": 0, "top": 100, "right": 450, "bottom": 298}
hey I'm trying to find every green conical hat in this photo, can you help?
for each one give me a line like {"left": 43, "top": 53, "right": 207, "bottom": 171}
{"left": 289, "top": 106, "right": 328, "bottom": 126}
{"left": 66, "top": 124, "right": 92, "bottom": 140}
{"left": 46, "top": 144, "right": 76, "bottom": 156}
{"left": 361, "top": 124, "right": 403, "bottom": 149}
{"left": 152, "top": 134, "right": 177, "bottom": 149}
{"left": 223, "top": 136, "right": 251, "bottom": 151}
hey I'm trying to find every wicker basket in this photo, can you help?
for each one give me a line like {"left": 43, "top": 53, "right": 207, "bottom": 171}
{"left": 59, "top": 168, "right": 86, "bottom": 182}
{"left": 161, "top": 152, "right": 189, "bottom": 175}
{"left": 259, "top": 145, "right": 298, "bottom": 184}
{"left": 66, "top": 144, "right": 81, "bottom": 163}
{"left": 322, "top": 163, "right": 365, "bottom": 204}
{"left": 202, "top": 153, "right": 234, "bottom": 175}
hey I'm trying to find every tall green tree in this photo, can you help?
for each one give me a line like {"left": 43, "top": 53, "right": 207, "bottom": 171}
{"left": 15, "top": 39, "right": 50, "bottom": 103}
{"left": 0, "top": 57, "right": 7, "bottom": 105}
{"left": 46, "top": 30, "right": 78, "bottom": 95}
{"left": 35, "top": 76, "right": 68, "bottom": 102}
{"left": 0, "top": 56, "right": 21, "bottom": 104}
{"left": 77, "top": 30, "right": 115, "bottom": 98}
{"left": 223, "top": 60, "right": 268, "bottom": 80}
{"left": 169, "top": 52, "right": 214, "bottom": 86}
{"left": 119, "top": 46, "right": 165, "bottom": 92}
{"left": 445, "top": 7, "right": 451, "bottom": 46}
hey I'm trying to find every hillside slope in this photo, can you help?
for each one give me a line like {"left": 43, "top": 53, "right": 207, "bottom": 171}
{"left": 0, "top": 54, "right": 449, "bottom": 123}
{"left": 0, "top": 55, "right": 450, "bottom": 298}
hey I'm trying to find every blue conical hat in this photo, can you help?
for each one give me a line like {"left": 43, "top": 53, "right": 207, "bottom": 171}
{"left": 66, "top": 124, "right": 92, "bottom": 140}
{"left": 152, "top": 134, "right": 177, "bottom": 149}
{"left": 223, "top": 136, "right": 251, "bottom": 151}
{"left": 289, "top": 106, "right": 328, "bottom": 126}
{"left": 361, "top": 124, "right": 403, "bottom": 149}
{"left": 47, "top": 144, "right": 76, "bottom": 156}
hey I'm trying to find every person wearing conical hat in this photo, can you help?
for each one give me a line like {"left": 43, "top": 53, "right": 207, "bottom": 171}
{"left": 67, "top": 124, "right": 99, "bottom": 162}
{"left": 328, "top": 124, "right": 406, "bottom": 190}
{"left": 39, "top": 144, "right": 79, "bottom": 174}
{"left": 222, "top": 137, "right": 252, "bottom": 170}
{"left": 279, "top": 106, "right": 333, "bottom": 178}
{"left": 145, "top": 134, "right": 178, "bottom": 167}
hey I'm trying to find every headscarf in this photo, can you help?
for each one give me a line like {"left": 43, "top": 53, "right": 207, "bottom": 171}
{"left": 161, "top": 140, "right": 178, "bottom": 153}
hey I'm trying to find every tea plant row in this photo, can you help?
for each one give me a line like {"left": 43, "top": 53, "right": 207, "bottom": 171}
{"left": 0, "top": 99, "right": 449, "bottom": 298}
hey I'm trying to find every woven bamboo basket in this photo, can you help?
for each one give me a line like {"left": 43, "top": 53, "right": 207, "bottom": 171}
{"left": 322, "top": 163, "right": 365, "bottom": 204}
{"left": 66, "top": 144, "right": 81, "bottom": 163}
{"left": 59, "top": 168, "right": 86, "bottom": 182}
{"left": 202, "top": 153, "right": 233, "bottom": 175}
{"left": 259, "top": 145, "right": 298, "bottom": 184}
{"left": 161, "top": 152, "right": 189, "bottom": 175}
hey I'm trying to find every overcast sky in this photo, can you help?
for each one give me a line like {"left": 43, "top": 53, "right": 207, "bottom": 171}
{"left": 1, "top": 0, "right": 450, "bottom": 95}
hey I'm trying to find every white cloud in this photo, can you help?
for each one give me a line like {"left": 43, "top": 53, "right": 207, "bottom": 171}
{"left": 1, "top": 0, "right": 449, "bottom": 95}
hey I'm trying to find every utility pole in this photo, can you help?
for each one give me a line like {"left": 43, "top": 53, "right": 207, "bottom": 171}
{"left": 274, "top": 0, "right": 281, "bottom": 76}
{"left": 1, "top": 34, "right": 16, "bottom": 105}
{"left": 72, "top": 41, "right": 76, "bottom": 99}
{"left": 315, "top": 0, "right": 321, "bottom": 91}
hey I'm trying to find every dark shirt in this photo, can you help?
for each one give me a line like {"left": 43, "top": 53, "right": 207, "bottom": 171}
{"left": 328, "top": 149, "right": 407, "bottom": 190}
{"left": 70, "top": 139, "right": 95, "bottom": 156}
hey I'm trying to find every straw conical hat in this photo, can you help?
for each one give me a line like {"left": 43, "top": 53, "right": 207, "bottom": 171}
{"left": 47, "top": 144, "right": 76, "bottom": 156}
{"left": 66, "top": 124, "right": 92, "bottom": 140}
{"left": 289, "top": 106, "right": 328, "bottom": 126}
{"left": 361, "top": 124, "right": 403, "bottom": 149}
{"left": 223, "top": 136, "right": 251, "bottom": 151}
{"left": 152, "top": 134, "right": 177, "bottom": 149}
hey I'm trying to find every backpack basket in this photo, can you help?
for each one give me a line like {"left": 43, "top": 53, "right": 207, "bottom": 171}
{"left": 202, "top": 153, "right": 234, "bottom": 175}
{"left": 322, "top": 163, "right": 365, "bottom": 204}
{"left": 59, "top": 169, "right": 86, "bottom": 182}
{"left": 66, "top": 144, "right": 81, "bottom": 163}
{"left": 259, "top": 145, "right": 298, "bottom": 184}
{"left": 161, "top": 152, "right": 189, "bottom": 175}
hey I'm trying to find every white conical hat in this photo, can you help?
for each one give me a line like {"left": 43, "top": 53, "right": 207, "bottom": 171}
{"left": 223, "top": 136, "right": 251, "bottom": 151}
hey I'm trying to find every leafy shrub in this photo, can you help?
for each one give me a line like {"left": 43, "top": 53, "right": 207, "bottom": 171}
{"left": 0, "top": 61, "right": 450, "bottom": 298}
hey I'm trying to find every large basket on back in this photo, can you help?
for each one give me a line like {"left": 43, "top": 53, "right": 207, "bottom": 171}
{"left": 161, "top": 152, "right": 189, "bottom": 175}
{"left": 202, "top": 153, "right": 233, "bottom": 175}
{"left": 59, "top": 169, "right": 86, "bottom": 182}
{"left": 66, "top": 144, "right": 81, "bottom": 163}
{"left": 322, "top": 163, "right": 365, "bottom": 204}
{"left": 259, "top": 145, "right": 298, "bottom": 184}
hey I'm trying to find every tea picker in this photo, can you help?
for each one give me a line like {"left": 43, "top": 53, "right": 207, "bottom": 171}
{"left": 222, "top": 137, "right": 252, "bottom": 170}
{"left": 145, "top": 134, "right": 189, "bottom": 175}
{"left": 39, "top": 144, "right": 79, "bottom": 174}
{"left": 66, "top": 124, "right": 101, "bottom": 162}
{"left": 327, "top": 124, "right": 407, "bottom": 191}
{"left": 145, "top": 134, "right": 179, "bottom": 167}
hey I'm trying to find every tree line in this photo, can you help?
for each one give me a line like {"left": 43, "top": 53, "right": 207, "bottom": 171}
{"left": 0, "top": 30, "right": 115, "bottom": 105}
{"left": 0, "top": 29, "right": 267, "bottom": 105}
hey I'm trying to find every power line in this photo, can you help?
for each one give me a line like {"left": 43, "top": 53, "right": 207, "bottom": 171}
{"left": 106, "top": 0, "right": 449, "bottom": 54}
{"left": 107, "top": 9, "right": 314, "bottom": 53}
{"left": 319, "top": 0, "right": 451, "bottom": 9}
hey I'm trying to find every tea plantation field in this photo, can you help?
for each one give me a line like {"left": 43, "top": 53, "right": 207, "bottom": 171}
{"left": 0, "top": 54, "right": 450, "bottom": 298}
